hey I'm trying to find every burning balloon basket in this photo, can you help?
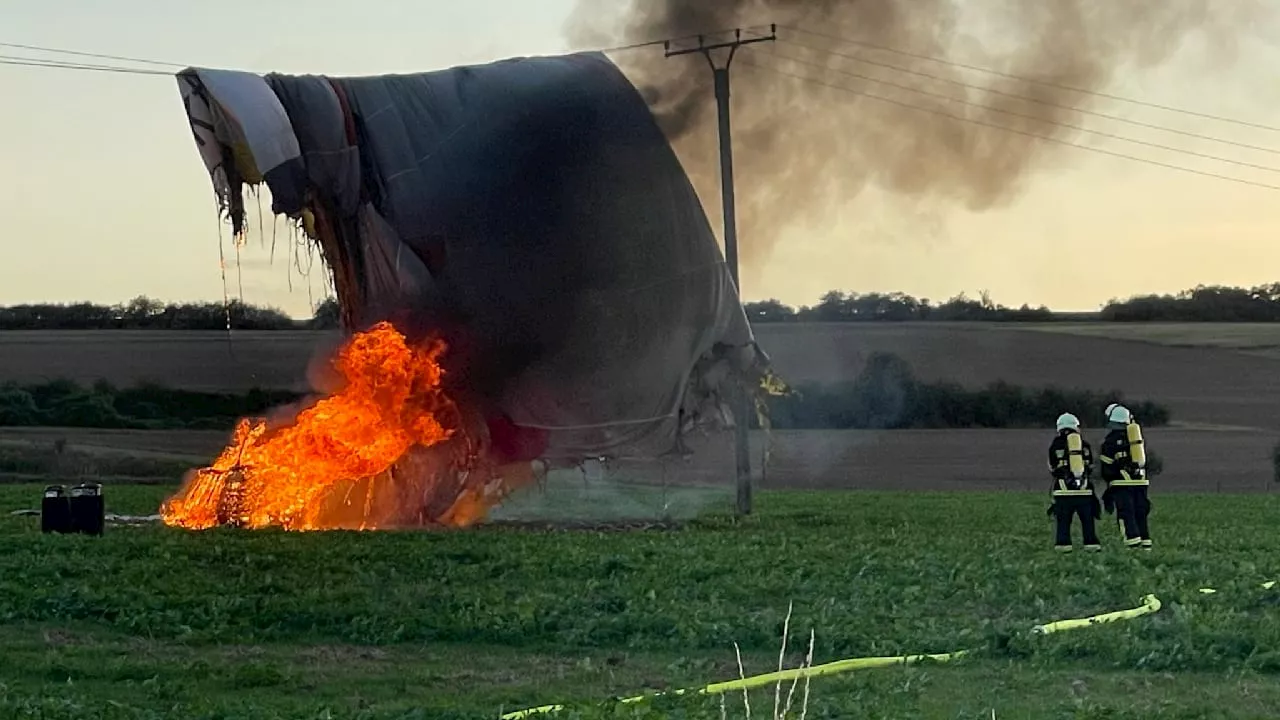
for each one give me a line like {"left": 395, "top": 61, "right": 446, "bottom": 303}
{"left": 148, "top": 319, "right": 745, "bottom": 534}
{"left": 159, "top": 449, "right": 733, "bottom": 534}
{"left": 159, "top": 437, "right": 520, "bottom": 532}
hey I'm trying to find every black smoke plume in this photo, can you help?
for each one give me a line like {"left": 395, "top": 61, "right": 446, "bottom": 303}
{"left": 567, "top": 1, "right": 1271, "bottom": 274}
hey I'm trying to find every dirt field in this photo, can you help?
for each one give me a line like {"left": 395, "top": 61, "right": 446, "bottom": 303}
{"left": 0, "top": 330, "right": 327, "bottom": 394}
{"left": 644, "top": 427, "right": 1275, "bottom": 494}
{"left": 3, "top": 426, "right": 1272, "bottom": 495}
{"left": 757, "top": 323, "right": 1280, "bottom": 430}
{"left": 0, "top": 427, "right": 226, "bottom": 460}
{"left": 1018, "top": 322, "right": 1280, "bottom": 354}
{"left": 2, "top": 323, "right": 1278, "bottom": 494}
{"left": 4, "top": 323, "right": 1279, "bottom": 428}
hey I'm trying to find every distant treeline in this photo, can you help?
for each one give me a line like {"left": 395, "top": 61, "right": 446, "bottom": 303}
{"left": 0, "top": 297, "right": 340, "bottom": 331}
{"left": 0, "top": 380, "right": 302, "bottom": 430}
{"left": 747, "top": 290, "right": 1057, "bottom": 323}
{"left": 1099, "top": 284, "right": 1280, "bottom": 322}
{"left": 747, "top": 283, "right": 1280, "bottom": 324}
{"left": 760, "top": 352, "right": 1170, "bottom": 431}
{"left": 6, "top": 284, "right": 1280, "bottom": 330}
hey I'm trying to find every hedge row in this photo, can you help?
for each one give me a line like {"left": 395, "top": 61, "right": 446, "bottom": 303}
{"left": 0, "top": 357, "right": 1170, "bottom": 434}
{"left": 760, "top": 353, "right": 1169, "bottom": 430}
{"left": 0, "top": 380, "right": 302, "bottom": 430}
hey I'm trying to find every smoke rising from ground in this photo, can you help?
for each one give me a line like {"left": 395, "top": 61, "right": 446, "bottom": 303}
{"left": 566, "top": 1, "right": 1272, "bottom": 273}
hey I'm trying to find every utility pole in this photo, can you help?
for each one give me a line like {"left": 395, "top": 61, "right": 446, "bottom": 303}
{"left": 666, "top": 26, "right": 776, "bottom": 516}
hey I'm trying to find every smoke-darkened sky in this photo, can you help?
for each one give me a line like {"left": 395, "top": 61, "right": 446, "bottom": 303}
{"left": 568, "top": 0, "right": 1280, "bottom": 301}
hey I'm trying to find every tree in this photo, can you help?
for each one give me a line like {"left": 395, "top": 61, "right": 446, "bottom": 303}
{"left": 1101, "top": 282, "right": 1280, "bottom": 322}
{"left": 814, "top": 291, "right": 848, "bottom": 322}
{"left": 124, "top": 296, "right": 166, "bottom": 323}
{"left": 311, "top": 298, "right": 341, "bottom": 329}
{"left": 979, "top": 289, "right": 994, "bottom": 311}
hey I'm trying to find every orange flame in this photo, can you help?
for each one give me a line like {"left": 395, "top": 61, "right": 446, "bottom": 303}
{"left": 161, "top": 321, "right": 522, "bottom": 531}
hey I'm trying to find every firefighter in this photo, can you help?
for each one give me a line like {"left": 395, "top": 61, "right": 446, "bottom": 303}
{"left": 1099, "top": 404, "right": 1151, "bottom": 549}
{"left": 1046, "top": 412, "right": 1101, "bottom": 552}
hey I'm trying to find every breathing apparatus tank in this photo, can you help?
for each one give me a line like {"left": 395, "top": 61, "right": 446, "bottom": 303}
{"left": 1066, "top": 431, "right": 1086, "bottom": 479}
{"left": 1126, "top": 421, "right": 1146, "bottom": 469}
{"left": 1108, "top": 404, "right": 1146, "bottom": 473}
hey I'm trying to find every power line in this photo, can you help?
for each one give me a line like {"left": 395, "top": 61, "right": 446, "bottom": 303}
{"left": 601, "top": 27, "right": 771, "bottom": 54}
{"left": 776, "top": 37, "right": 1280, "bottom": 157}
{"left": 0, "top": 56, "right": 171, "bottom": 76}
{"left": 12, "top": 29, "right": 1277, "bottom": 193}
{"left": 780, "top": 25, "right": 1280, "bottom": 135}
{"left": 739, "top": 58, "right": 1280, "bottom": 193}
{"left": 0, "top": 26, "right": 760, "bottom": 79}
{"left": 765, "top": 49, "right": 1280, "bottom": 176}
{"left": 600, "top": 38, "right": 670, "bottom": 53}
{"left": 0, "top": 41, "right": 183, "bottom": 68}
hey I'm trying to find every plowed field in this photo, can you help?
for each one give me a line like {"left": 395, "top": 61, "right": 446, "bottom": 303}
{"left": 3, "top": 324, "right": 1278, "bottom": 492}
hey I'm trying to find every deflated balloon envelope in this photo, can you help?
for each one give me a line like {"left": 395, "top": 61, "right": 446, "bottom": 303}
{"left": 177, "top": 52, "right": 763, "bottom": 468}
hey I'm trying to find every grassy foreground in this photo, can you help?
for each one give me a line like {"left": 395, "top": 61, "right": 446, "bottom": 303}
{"left": 1, "top": 486, "right": 1278, "bottom": 719}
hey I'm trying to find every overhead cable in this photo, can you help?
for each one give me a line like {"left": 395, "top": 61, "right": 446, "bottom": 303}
{"left": 775, "top": 37, "right": 1280, "bottom": 157}
{"left": 780, "top": 25, "right": 1280, "bottom": 134}
{"left": 740, "top": 58, "right": 1280, "bottom": 193}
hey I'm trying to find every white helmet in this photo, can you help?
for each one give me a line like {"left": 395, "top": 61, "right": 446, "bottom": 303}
{"left": 1056, "top": 412, "right": 1081, "bottom": 432}
{"left": 1107, "top": 404, "right": 1132, "bottom": 425}
{"left": 1104, "top": 402, "right": 1118, "bottom": 420}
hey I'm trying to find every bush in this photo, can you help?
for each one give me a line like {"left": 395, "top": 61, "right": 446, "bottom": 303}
{"left": 1145, "top": 449, "right": 1165, "bottom": 478}
{"left": 43, "top": 391, "right": 138, "bottom": 429}
{"left": 0, "top": 386, "right": 42, "bottom": 426}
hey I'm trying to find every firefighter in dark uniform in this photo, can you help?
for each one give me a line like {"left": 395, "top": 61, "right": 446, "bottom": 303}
{"left": 1099, "top": 404, "right": 1151, "bottom": 549}
{"left": 1047, "top": 412, "right": 1101, "bottom": 552}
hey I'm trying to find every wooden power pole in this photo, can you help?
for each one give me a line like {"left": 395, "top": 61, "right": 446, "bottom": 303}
{"left": 665, "top": 26, "right": 776, "bottom": 516}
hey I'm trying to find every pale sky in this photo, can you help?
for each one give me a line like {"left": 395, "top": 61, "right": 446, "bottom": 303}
{"left": 3, "top": 1, "right": 1280, "bottom": 318}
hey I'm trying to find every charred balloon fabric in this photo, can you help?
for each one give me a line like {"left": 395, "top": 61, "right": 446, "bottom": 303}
{"left": 179, "top": 55, "right": 760, "bottom": 460}
{"left": 173, "top": 51, "right": 765, "bottom": 530}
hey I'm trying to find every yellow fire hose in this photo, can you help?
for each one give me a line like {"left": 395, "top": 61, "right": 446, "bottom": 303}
{"left": 1031, "top": 593, "right": 1161, "bottom": 635}
{"left": 502, "top": 582, "right": 1280, "bottom": 718}
{"left": 500, "top": 593, "right": 1165, "bottom": 720}
{"left": 501, "top": 650, "right": 968, "bottom": 719}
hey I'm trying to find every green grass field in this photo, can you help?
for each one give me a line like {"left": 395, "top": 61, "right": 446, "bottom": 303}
{"left": 2, "top": 486, "right": 1279, "bottom": 718}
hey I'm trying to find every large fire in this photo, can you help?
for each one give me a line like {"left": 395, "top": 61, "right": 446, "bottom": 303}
{"left": 161, "top": 321, "right": 524, "bottom": 531}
